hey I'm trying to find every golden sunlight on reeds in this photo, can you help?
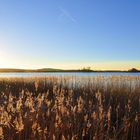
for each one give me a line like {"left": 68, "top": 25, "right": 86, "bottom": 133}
{"left": 0, "top": 76, "right": 140, "bottom": 140}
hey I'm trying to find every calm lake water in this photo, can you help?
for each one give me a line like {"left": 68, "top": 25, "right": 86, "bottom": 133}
{"left": 0, "top": 72, "right": 140, "bottom": 77}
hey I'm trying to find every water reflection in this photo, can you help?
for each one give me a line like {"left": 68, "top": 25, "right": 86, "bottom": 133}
{"left": 0, "top": 72, "right": 140, "bottom": 78}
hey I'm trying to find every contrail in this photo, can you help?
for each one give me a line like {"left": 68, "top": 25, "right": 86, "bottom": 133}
{"left": 58, "top": 6, "right": 77, "bottom": 24}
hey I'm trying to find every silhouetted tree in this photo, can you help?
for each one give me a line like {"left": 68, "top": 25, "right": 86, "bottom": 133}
{"left": 128, "top": 68, "right": 139, "bottom": 72}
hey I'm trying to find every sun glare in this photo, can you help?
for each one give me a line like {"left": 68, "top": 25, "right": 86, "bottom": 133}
{"left": 0, "top": 50, "right": 15, "bottom": 68}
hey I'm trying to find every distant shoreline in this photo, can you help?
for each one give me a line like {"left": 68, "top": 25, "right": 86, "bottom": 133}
{"left": 0, "top": 68, "right": 140, "bottom": 73}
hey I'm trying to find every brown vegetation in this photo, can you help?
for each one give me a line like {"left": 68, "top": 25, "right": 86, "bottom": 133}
{"left": 0, "top": 76, "right": 140, "bottom": 140}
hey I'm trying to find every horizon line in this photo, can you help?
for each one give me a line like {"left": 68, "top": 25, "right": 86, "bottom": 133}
{"left": 0, "top": 67, "right": 139, "bottom": 71}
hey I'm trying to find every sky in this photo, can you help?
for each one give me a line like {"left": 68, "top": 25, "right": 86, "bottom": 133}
{"left": 0, "top": 0, "right": 140, "bottom": 70}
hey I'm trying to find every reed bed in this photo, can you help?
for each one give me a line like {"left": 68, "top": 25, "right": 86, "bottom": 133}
{"left": 0, "top": 76, "right": 140, "bottom": 140}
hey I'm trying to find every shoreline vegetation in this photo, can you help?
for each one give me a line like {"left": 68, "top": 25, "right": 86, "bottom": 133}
{"left": 0, "top": 68, "right": 140, "bottom": 73}
{"left": 0, "top": 76, "right": 140, "bottom": 139}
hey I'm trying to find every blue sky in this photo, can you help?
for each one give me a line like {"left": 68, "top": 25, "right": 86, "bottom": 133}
{"left": 0, "top": 0, "right": 140, "bottom": 70}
